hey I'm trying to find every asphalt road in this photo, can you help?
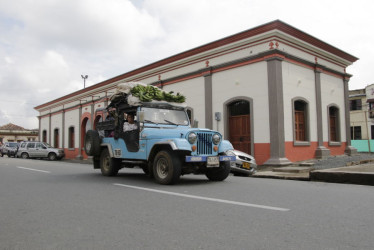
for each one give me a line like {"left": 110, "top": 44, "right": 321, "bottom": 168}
{"left": 1, "top": 157, "right": 374, "bottom": 250}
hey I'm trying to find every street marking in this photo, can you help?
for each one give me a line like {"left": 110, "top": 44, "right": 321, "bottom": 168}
{"left": 17, "top": 166, "right": 51, "bottom": 174}
{"left": 113, "top": 183, "right": 290, "bottom": 212}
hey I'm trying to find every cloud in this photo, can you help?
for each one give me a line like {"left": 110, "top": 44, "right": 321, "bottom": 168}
{"left": 0, "top": 0, "right": 373, "bottom": 129}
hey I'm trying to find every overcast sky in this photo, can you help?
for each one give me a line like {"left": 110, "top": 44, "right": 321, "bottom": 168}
{"left": 0, "top": 0, "right": 373, "bottom": 129}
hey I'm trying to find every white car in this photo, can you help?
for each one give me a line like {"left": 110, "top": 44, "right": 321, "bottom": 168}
{"left": 226, "top": 149, "right": 257, "bottom": 176}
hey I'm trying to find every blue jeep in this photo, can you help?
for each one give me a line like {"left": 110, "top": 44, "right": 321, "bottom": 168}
{"left": 85, "top": 99, "right": 235, "bottom": 185}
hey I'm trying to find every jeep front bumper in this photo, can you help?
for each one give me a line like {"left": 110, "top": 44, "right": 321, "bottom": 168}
{"left": 185, "top": 155, "right": 236, "bottom": 164}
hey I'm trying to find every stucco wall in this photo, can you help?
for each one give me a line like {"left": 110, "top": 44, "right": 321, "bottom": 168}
{"left": 212, "top": 62, "right": 269, "bottom": 142}
{"left": 283, "top": 61, "right": 317, "bottom": 142}
{"left": 321, "top": 73, "right": 346, "bottom": 142}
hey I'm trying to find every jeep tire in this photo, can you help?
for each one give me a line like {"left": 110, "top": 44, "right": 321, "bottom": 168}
{"left": 205, "top": 160, "right": 231, "bottom": 181}
{"left": 100, "top": 148, "right": 121, "bottom": 176}
{"left": 85, "top": 130, "right": 101, "bottom": 156}
{"left": 153, "top": 150, "right": 181, "bottom": 185}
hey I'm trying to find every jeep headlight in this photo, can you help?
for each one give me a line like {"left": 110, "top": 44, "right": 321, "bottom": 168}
{"left": 188, "top": 132, "right": 197, "bottom": 144}
{"left": 212, "top": 134, "right": 221, "bottom": 145}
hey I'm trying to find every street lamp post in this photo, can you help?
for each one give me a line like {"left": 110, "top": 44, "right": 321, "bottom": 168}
{"left": 81, "top": 75, "right": 88, "bottom": 88}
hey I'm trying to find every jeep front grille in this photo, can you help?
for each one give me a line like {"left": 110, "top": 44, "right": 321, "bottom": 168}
{"left": 196, "top": 132, "right": 212, "bottom": 155}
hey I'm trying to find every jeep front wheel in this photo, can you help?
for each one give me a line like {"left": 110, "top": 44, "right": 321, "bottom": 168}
{"left": 205, "top": 160, "right": 231, "bottom": 181}
{"left": 100, "top": 148, "right": 121, "bottom": 176}
{"left": 153, "top": 150, "right": 181, "bottom": 185}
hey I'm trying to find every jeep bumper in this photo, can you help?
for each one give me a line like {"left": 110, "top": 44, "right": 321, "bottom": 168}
{"left": 185, "top": 155, "right": 236, "bottom": 163}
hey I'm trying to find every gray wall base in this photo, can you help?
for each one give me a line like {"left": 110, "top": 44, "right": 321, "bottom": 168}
{"left": 345, "top": 146, "right": 358, "bottom": 156}
{"left": 263, "top": 157, "right": 292, "bottom": 166}
{"left": 315, "top": 146, "right": 330, "bottom": 159}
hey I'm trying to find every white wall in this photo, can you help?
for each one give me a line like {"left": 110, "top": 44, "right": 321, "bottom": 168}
{"left": 282, "top": 62, "right": 317, "bottom": 142}
{"left": 51, "top": 113, "right": 63, "bottom": 147}
{"left": 64, "top": 109, "right": 80, "bottom": 148}
{"left": 163, "top": 78, "right": 206, "bottom": 128}
{"left": 321, "top": 73, "right": 346, "bottom": 142}
{"left": 212, "top": 62, "right": 269, "bottom": 142}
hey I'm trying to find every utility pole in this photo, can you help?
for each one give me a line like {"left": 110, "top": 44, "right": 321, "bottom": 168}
{"left": 81, "top": 75, "right": 88, "bottom": 88}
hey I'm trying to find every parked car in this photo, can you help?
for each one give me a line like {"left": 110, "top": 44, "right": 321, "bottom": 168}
{"left": 226, "top": 149, "right": 257, "bottom": 176}
{"left": 7, "top": 144, "right": 19, "bottom": 158}
{"left": 17, "top": 141, "right": 65, "bottom": 160}
{"left": 0, "top": 142, "right": 19, "bottom": 157}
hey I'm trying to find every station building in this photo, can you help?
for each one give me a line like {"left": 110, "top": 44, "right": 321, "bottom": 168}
{"left": 34, "top": 20, "right": 358, "bottom": 165}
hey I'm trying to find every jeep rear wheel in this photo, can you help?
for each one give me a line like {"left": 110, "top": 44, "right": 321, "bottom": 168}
{"left": 100, "top": 148, "right": 121, "bottom": 176}
{"left": 85, "top": 130, "right": 101, "bottom": 156}
{"left": 153, "top": 150, "right": 181, "bottom": 185}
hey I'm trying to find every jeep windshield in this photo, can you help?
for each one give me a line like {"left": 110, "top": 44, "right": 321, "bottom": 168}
{"left": 141, "top": 107, "right": 189, "bottom": 126}
{"left": 9, "top": 142, "right": 18, "bottom": 147}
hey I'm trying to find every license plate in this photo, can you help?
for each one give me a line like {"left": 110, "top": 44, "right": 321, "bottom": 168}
{"left": 242, "top": 162, "right": 251, "bottom": 169}
{"left": 207, "top": 156, "right": 219, "bottom": 166}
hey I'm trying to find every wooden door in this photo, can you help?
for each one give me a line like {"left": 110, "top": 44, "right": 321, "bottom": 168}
{"left": 294, "top": 111, "right": 305, "bottom": 141}
{"left": 229, "top": 114, "right": 251, "bottom": 153}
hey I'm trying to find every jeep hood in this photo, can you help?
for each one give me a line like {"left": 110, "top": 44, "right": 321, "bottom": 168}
{"left": 140, "top": 127, "right": 219, "bottom": 140}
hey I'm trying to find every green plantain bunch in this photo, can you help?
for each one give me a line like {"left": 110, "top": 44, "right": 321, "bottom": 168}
{"left": 130, "top": 85, "right": 185, "bottom": 103}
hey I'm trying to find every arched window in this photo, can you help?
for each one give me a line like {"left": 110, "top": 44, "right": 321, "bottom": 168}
{"left": 68, "top": 127, "right": 75, "bottom": 148}
{"left": 328, "top": 105, "right": 340, "bottom": 143}
{"left": 293, "top": 99, "right": 309, "bottom": 142}
{"left": 54, "top": 128, "right": 59, "bottom": 148}
{"left": 42, "top": 130, "right": 47, "bottom": 143}
{"left": 94, "top": 115, "right": 102, "bottom": 130}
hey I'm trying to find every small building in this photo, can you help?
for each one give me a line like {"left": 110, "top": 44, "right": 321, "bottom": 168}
{"left": 34, "top": 20, "right": 358, "bottom": 165}
{"left": 0, "top": 123, "right": 39, "bottom": 144}
{"left": 349, "top": 84, "right": 374, "bottom": 152}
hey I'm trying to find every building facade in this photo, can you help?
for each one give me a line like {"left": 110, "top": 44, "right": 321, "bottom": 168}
{"left": 349, "top": 84, "right": 374, "bottom": 152}
{"left": 0, "top": 123, "right": 38, "bottom": 144}
{"left": 34, "top": 20, "right": 358, "bottom": 165}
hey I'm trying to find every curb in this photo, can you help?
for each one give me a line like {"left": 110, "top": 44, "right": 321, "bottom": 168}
{"left": 310, "top": 170, "right": 374, "bottom": 186}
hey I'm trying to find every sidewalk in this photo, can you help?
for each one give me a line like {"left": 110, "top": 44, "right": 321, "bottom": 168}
{"left": 251, "top": 158, "right": 374, "bottom": 186}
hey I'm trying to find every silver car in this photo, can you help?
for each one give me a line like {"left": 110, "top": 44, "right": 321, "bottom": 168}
{"left": 17, "top": 141, "right": 65, "bottom": 160}
{"left": 226, "top": 149, "right": 257, "bottom": 176}
{"left": 1, "top": 142, "right": 19, "bottom": 157}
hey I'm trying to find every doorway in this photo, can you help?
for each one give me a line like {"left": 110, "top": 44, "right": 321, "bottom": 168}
{"left": 228, "top": 100, "right": 251, "bottom": 154}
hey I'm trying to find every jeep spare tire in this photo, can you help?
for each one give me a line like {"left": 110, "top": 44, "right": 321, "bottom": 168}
{"left": 84, "top": 130, "right": 101, "bottom": 156}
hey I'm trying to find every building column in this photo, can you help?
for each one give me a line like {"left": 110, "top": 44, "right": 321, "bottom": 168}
{"left": 38, "top": 116, "right": 41, "bottom": 141}
{"left": 91, "top": 103, "right": 95, "bottom": 129}
{"left": 204, "top": 69, "right": 213, "bottom": 130}
{"left": 344, "top": 78, "right": 357, "bottom": 155}
{"left": 49, "top": 113, "right": 52, "bottom": 145}
{"left": 314, "top": 68, "right": 330, "bottom": 158}
{"left": 62, "top": 109, "right": 65, "bottom": 149}
{"left": 76, "top": 105, "right": 83, "bottom": 160}
{"left": 263, "top": 56, "right": 291, "bottom": 166}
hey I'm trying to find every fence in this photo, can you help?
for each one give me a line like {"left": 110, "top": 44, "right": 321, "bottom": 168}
{"left": 351, "top": 140, "right": 374, "bottom": 152}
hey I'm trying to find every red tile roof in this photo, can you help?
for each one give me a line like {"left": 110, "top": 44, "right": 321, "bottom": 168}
{"left": 0, "top": 123, "right": 26, "bottom": 131}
